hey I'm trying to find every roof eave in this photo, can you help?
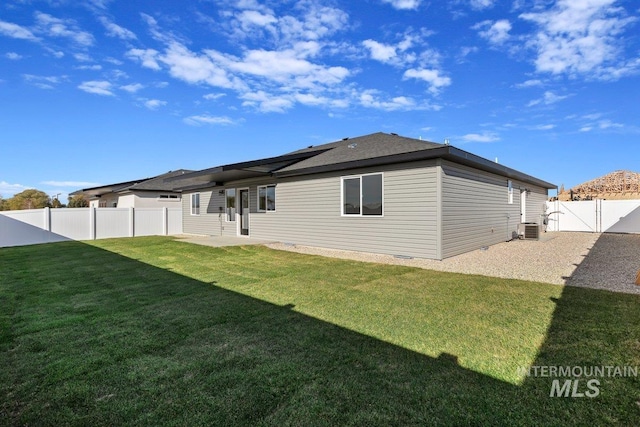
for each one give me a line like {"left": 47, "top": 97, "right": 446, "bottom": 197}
{"left": 275, "top": 146, "right": 556, "bottom": 189}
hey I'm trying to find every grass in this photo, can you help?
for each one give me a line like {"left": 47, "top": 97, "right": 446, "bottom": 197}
{"left": 1, "top": 236, "right": 639, "bottom": 426}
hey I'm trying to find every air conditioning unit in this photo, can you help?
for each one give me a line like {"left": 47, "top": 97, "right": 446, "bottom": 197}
{"left": 520, "top": 223, "right": 540, "bottom": 240}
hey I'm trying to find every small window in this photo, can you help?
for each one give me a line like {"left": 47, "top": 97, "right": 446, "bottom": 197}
{"left": 342, "top": 173, "right": 383, "bottom": 216}
{"left": 225, "top": 189, "right": 236, "bottom": 221}
{"left": 508, "top": 180, "right": 513, "bottom": 204}
{"left": 191, "top": 193, "right": 200, "bottom": 215}
{"left": 258, "top": 185, "right": 276, "bottom": 212}
{"left": 158, "top": 194, "right": 179, "bottom": 200}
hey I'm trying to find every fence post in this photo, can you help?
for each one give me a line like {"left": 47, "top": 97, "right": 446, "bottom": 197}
{"left": 90, "top": 207, "right": 96, "bottom": 240}
{"left": 163, "top": 207, "right": 168, "bottom": 236}
{"left": 43, "top": 207, "right": 51, "bottom": 232}
{"left": 129, "top": 207, "right": 135, "bottom": 237}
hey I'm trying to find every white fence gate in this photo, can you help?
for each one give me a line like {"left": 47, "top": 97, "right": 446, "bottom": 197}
{"left": 545, "top": 200, "right": 640, "bottom": 233}
{"left": 0, "top": 207, "right": 183, "bottom": 248}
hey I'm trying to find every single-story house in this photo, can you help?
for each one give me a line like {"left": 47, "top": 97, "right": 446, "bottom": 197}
{"left": 172, "top": 132, "right": 555, "bottom": 259}
{"left": 71, "top": 170, "right": 193, "bottom": 208}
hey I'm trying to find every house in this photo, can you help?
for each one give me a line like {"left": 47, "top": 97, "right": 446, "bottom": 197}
{"left": 172, "top": 133, "right": 555, "bottom": 259}
{"left": 71, "top": 170, "right": 193, "bottom": 208}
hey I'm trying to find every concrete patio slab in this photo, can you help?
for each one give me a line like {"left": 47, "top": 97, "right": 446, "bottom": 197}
{"left": 175, "top": 235, "right": 278, "bottom": 248}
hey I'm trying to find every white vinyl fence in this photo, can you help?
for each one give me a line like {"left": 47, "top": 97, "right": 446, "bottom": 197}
{"left": 0, "top": 207, "right": 183, "bottom": 248}
{"left": 545, "top": 199, "right": 640, "bottom": 233}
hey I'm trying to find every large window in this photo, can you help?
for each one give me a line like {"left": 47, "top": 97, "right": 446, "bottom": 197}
{"left": 225, "top": 188, "right": 236, "bottom": 221}
{"left": 342, "top": 173, "right": 383, "bottom": 216}
{"left": 190, "top": 193, "right": 200, "bottom": 215}
{"left": 258, "top": 185, "right": 276, "bottom": 212}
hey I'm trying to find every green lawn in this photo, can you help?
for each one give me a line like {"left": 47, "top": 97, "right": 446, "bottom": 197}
{"left": 1, "top": 237, "right": 638, "bottom": 426}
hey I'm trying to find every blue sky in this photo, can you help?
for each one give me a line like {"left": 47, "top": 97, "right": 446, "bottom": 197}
{"left": 1, "top": 0, "right": 639, "bottom": 201}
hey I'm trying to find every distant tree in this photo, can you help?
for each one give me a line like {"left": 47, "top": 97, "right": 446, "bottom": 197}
{"left": 0, "top": 196, "right": 7, "bottom": 211}
{"left": 51, "top": 197, "right": 65, "bottom": 208}
{"left": 6, "top": 189, "right": 51, "bottom": 210}
{"left": 67, "top": 194, "right": 89, "bottom": 208}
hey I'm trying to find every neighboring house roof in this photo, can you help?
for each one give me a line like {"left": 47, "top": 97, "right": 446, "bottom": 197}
{"left": 171, "top": 132, "right": 556, "bottom": 190}
{"left": 71, "top": 169, "right": 194, "bottom": 198}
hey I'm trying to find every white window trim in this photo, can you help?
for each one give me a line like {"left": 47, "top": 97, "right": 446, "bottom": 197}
{"left": 340, "top": 172, "right": 384, "bottom": 217}
{"left": 257, "top": 184, "right": 276, "bottom": 212}
{"left": 190, "top": 192, "right": 200, "bottom": 216}
{"left": 225, "top": 188, "right": 236, "bottom": 222}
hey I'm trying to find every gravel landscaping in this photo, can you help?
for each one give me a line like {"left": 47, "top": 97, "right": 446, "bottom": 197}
{"left": 266, "top": 232, "right": 640, "bottom": 294}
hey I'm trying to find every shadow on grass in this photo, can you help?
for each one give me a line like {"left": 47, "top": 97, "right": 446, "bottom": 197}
{"left": 1, "top": 237, "right": 638, "bottom": 426}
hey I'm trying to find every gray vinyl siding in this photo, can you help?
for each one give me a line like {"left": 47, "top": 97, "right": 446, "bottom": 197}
{"left": 181, "top": 188, "right": 225, "bottom": 236}
{"left": 441, "top": 161, "right": 523, "bottom": 259}
{"left": 248, "top": 161, "right": 439, "bottom": 259}
{"left": 523, "top": 186, "right": 548, "bottom": 223}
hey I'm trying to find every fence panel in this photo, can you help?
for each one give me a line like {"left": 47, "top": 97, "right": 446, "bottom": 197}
{"left": 558, "top": 201, "right": 597, "bottom": 232}
{"left": 51, "top": 208, "right": 91, "bottom": 240}
{"left": 601, "top": 200, "right": 640, "bottom": 233}
{"left": 1, "top": 207, "right": 184, "bottom": 248}
{"left": 134, "top": 208, "right": 163, "bottom": 236}
{"left": 546, "top": 200, "right": 640, "bottom": 233}
{"left": 0, "top": 212, "right": 51, "bottom": 246}
{"left": 95, "top": 208, "right": 131, "bottom": 239}
{"left": 167, "top": 208, "right": 182, "bottom": 235}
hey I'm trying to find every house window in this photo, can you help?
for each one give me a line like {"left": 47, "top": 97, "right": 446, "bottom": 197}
{"left": 191, "top": 193, "right": 200, "bottom": 215}
{"left": 225, "top": 189, "right": 236, "bottom": 221}
{"left": 342, "top": 173, "right": 383, "bottom": 216}
{"left": 158, "top": 194, "right": 179, "bottom": 200}
{"left": 508, "top": 180, "right": 513, "bottom": 204}
{"left": 258, "top": 185, "right": 276, "bottom": 212}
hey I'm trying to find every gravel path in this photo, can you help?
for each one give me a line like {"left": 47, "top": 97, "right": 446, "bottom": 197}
{"left": 266, "top": 232, "right": 640, "bottom": 294}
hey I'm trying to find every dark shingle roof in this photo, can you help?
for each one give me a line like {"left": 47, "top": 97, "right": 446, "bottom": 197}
{"left": 169, "top": 131, "right": 556, "bottom": 190}
{"left": 127, "top": 169, "right": 194, "bottom": 191}
{"left": 70, "top": 169, "right": 194, "bottom": 197}
{"left": 278, "top": 132, "right": 443, "bottom": 173}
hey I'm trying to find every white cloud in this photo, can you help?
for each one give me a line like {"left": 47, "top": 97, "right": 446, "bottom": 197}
{"left": 76, "top": 64, "right": 102, "bottom": 71}
{"left": 460, "top": 132, "right": 500, "bottom": 143}
{"left": 78, "top": 80, "right": 114, "bottom": 96}
{"left": 41, "top": 180, "right": 101, "bottom": 187}
{"left": 532, "top": 124, "right": 555, "bottom": 130}
{"left": 403, "top": 68, "right": 451, "bottom": 94}
{"left": 520, "top": 0, "right": 638, "bottom": 79}
{"left": 203, "top": 93, "right": 226, "bottom": 100}
{"left": 183, "top": 115, "right": 235, "bottom": 126}
{"left": 470, "top": 0, "right": 496, "bottom": 10}
{"left": 473, "top": 19, "right": 511, "bottom": 45}
{"left": 35, "top": 12, "right": 94, "bottom": 46}
{"left": 514, "top": 79, "right": 543, "bottom": 88}
{"left": 23, "top": 74, "right": 66, "bottom": 89}
{"left": 120, "top": 83, "right": 144, "bottom": 93}
{"left": 237, "top": 10, "right": 278, "bottom": 28}
{"left": 358, "top": 90, "right": 417, "bottom": 111}
{"left": 381, "top": 0, "right": 422, "bottom": 10}
{"left": 143, "top": 99, "right": 167, "bottom": 110}
{"left": 99, "top": 16, "right": 137, "bottom": 40}
{"left": 6, "top": 52, "right": 23, "bottom": 60}
{"left": 126, "top": 48, "right": 161, "bottom": 70}
{"left": 598, "top": 119, "right": 623, "bottom": 129}
{"left": 0, "top": 181, "right": 29, "bottom": 198}
{"left": 579, "top": 119, "right": 623, "bottom": 132}
{"left": 363, "top": 39, "right": 398, "bottom": 63}
{"left": 527, "top": 90, "right": 568, "bottom": 107}
{"left": 0, "top": 20, "right": 38, "bottom": 41}
{"left": 241, "top": 90, "right": 294, "bottom": 112}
